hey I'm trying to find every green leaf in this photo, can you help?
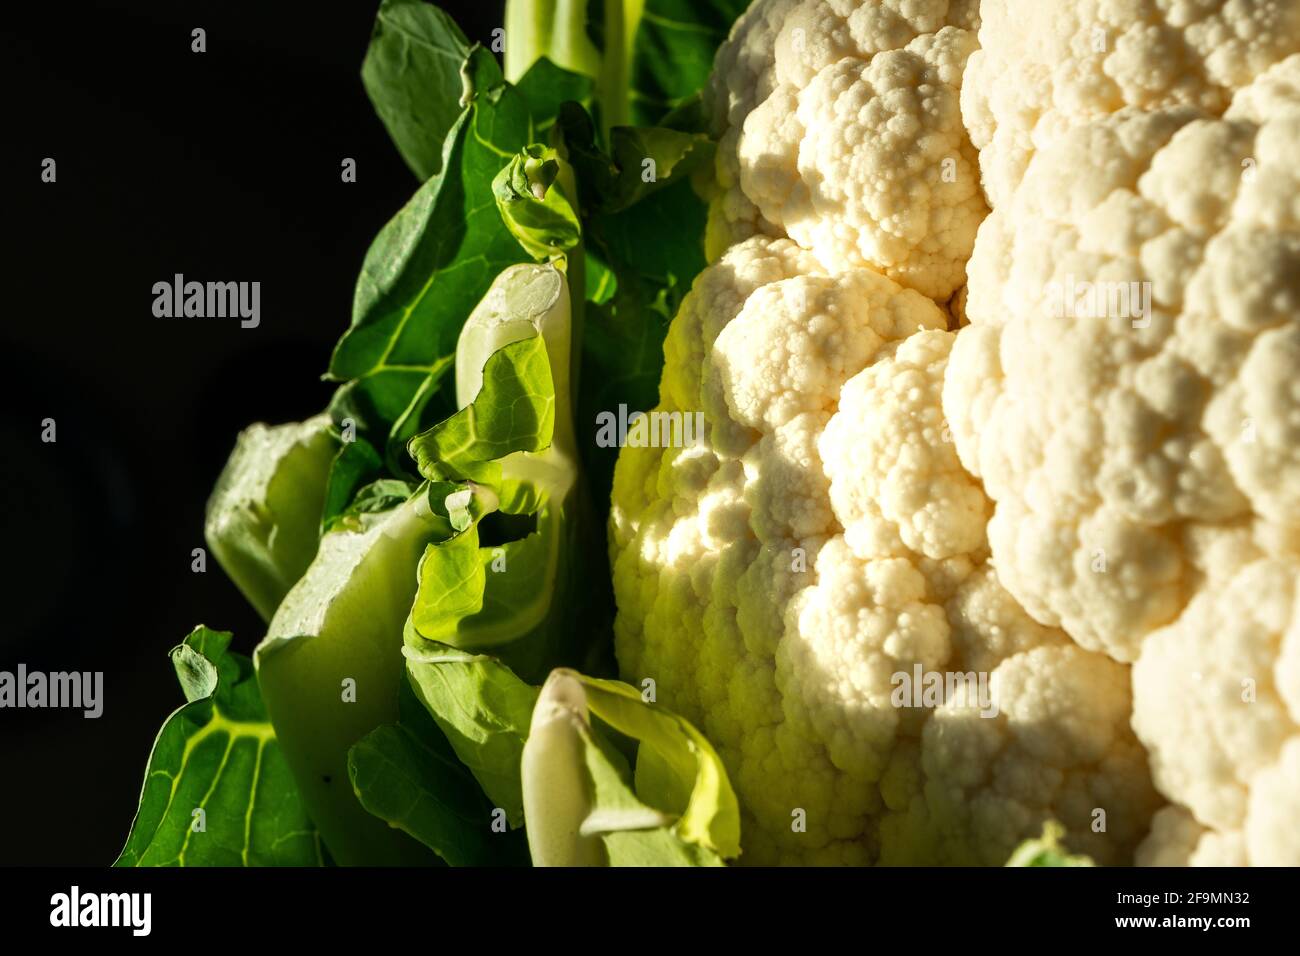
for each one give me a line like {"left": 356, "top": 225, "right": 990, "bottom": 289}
{"left": 551, "top": 105, "right": 709, "bottom": 508}
{"left": 205, "top": 415, "right": 337, "bottom": 622}
{"left": 657, "top": 91, "right": 710, "bottom": 135}
{"left": 348, "top": 676, "right": 530, "bottom": 865}
{"left": 584, "top": 248, "right": 617, "bottom": 304}
{"left": 255, "top": 492, "right": 453, "bottom": 866}
{"left": 493, "top": 145, "right": 583, "bottom": 262}
{"left": 427, "top": 480, "right": 487, "bottom": 531}
{"left": 579, "top": 674, "right": 739, "bottom": 856}
{"left": 405, "top": 262, "right": 608, "bottom": 684}
{"left": 515, "top": 56, "right": 594, "bottom": 134}
{"left": 520, "top": 669, "right": 740, "bottom": 866}
{"left": 576, "top": 179, "right": 705, "bottom": 505}
{"left": 327, "top": 478, "right": 418, "bottom": 534}
{"left": 412, "top": 506, "right": 563, "bottom": 650}
{"left": 629, "top": 0, "right": 749, "bottom": 125}
{"left": 600, "top": 824, "right": 725, "bottom": 866}
{"left": 580, "top": 283, "right": 670, "bottom": 427}
{"left": 401, "top": 259, "right": 615, "bottom": 832}
{"left": 362, "top": 0, "right": 472, "bottom": 182}
{"left": 329, "top": 45, "right": 531, "bottom": 425}
{"left": 599, "top": 173, "right": 708, "bottom": 283}
{"left": 588, "top": 746, "right": 724, "bottom": 867}
{"left": 402, "top": 640, "right": 540, "bottom": 827}
{"left": 557, "top": 103, "right": 712, "bottom": 213}
{"left": 579, "top": 179, "right": 707, "bottom": 463}
{"left": 1005, "top": 822, "right": 1097, "bottom": 867}
{"left": 411, "top": 522, "right": 488, "bottom": 640}
{"left": 408, "top": 334, "right": 556, "bottom": 486}
{"left": 327, "top": 365, "right": 455, "bottom": 480}
{"left": 116, "top": 627, "right": 324, "bottom": 867}
{"left": 320, "top": 435, "right": 384, "bottom": 533}
{"left": 603, "top": 125, "right": 714, "bottom": 211}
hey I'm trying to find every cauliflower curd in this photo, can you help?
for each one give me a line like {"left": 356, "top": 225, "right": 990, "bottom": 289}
{"left": 704, "top": 0, "right": 987, "bottom": 300}
{"left": 610, "top": 0, "right": 1300, "bottom": 867}
{"left": 949, "top": 20, "right": 1300, "bottom": 864}
{"left": 610, "top": 238, "right": 1159, "bottom": 864}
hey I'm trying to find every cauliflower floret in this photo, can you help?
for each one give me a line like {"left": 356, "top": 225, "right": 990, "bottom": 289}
{"left": 705, "top": 0, "right": 987, "bottom": 300}
{"left": 1135, "top": 806, "right": 1247, "bottom": 866}
{"left": 946, "top": 58, "right": 1300, "bottom": 661}
{"left": 1131, "top": 558, "right": 1300, "bottom": 866}
{"left": 610, "top": 240, "right": 1160, "bottom": 864}
{"left": 947, "top": 52, "right": 1300, "bottom": 864}
{"left": 962, "top": 0, "right": 1300, "bottom": 205}
{"left": 881, "top": 639, "right": 1158, "bottom": 866}
{"left": 825, "top": 330, "right": 988, "bottom": 560}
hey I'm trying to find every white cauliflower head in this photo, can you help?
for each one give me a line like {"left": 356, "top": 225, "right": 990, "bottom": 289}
{"left": 946, "top": 57, "right": 1300, "bottom": 661}
{"left": 1132, "top": 557, "right": 1300, "bottom": 866}
{"left": 704, "top": 0, "right": 987, "bottom": 300}
{"left": 962, "top": 0, "right": 1300, "bottom": 206}
{"left": 946, "top": 50, "right": 1300, "bottom": 863}
{"left": 609, "top": 237, "right": 1159, "bottom": 864}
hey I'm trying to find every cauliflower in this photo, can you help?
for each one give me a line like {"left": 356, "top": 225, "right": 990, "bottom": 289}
{"left": 1131, "top": 557, "right": 1300, "bottom": 866}
{"left": 613, "top": 0, "right": 1300, "bottom": 868}
{"left": 704, "top": 0, "right": 987, "bottom": 300}
{"left": 945, "top": 58, "right": 1300, "bottom": 659}
{"left": 962, "top": 0, "right": 1300, "bottom": 205}
{"left": 946, "top": 16, "right": 1300, "bottom": 861}
{"left": 1134, "top": 806, "right": 1247, "bottom": 866}
{"left": 610, "top": 236, "right": 1159, "bottom": 865}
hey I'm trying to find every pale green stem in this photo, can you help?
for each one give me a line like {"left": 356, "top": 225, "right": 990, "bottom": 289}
{"left": 504, "top": 0, "right": 639, "bottom": 141}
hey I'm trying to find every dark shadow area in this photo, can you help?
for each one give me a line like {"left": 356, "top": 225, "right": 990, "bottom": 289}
{"left": 0, "top": 0, "right": 506, "bottom": 865}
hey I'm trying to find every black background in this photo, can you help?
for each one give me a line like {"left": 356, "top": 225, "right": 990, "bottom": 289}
{"left": 2, "top": 0, "right": 504, "bottom": 866}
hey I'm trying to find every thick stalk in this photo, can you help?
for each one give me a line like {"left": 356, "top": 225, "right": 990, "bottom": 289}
{"left": 504, "top": 0, "right": 602, "bottom": 85}
{"left": 255, "top": 491, "right": 448, "bottom": 865}
{"left": 504, "top": 0, "right": 637, "bottom": 141}
{"left": 596, "top": 0, "right": 629, "bottom": 132}
{"left": 553, "top": 157, "right": 586, "bottom": 408}
{"left": 454, "top": 262, "right": 578, "bottom": 502}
